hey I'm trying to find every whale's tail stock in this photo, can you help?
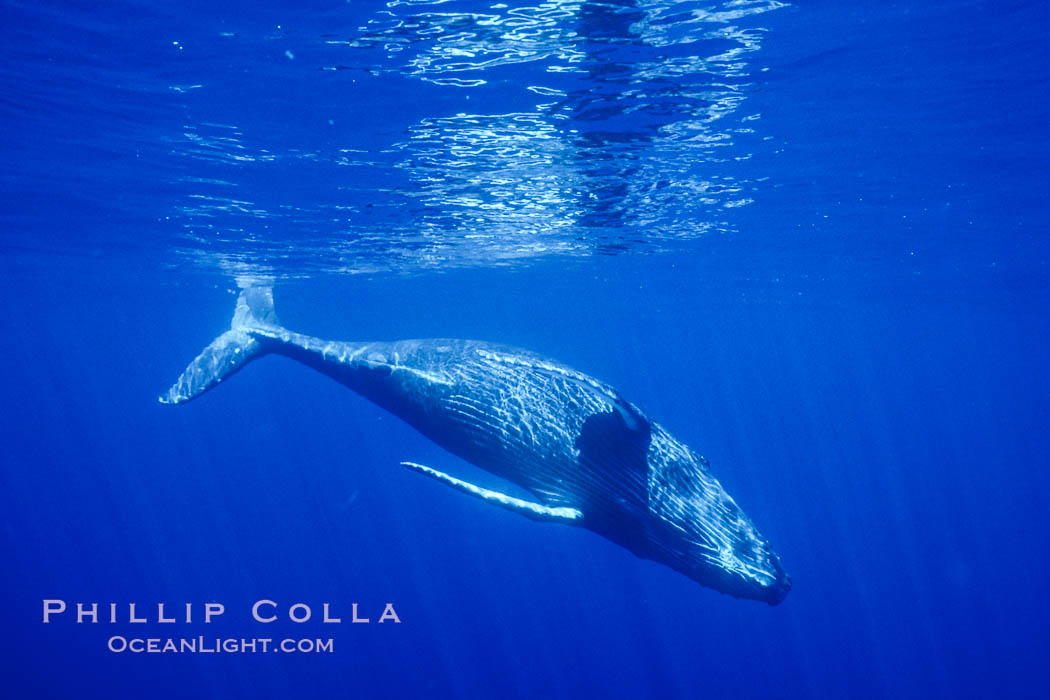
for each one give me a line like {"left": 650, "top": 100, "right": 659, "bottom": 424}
{"left": 159, "top": 285, "right": 278, "bottom": 405}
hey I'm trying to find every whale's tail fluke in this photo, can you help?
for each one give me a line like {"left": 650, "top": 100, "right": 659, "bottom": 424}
{"left": 159, "top": 286, "right": 278, "bottom": 405}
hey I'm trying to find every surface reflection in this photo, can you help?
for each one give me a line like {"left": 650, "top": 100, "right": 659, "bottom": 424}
{"left": 173, "top": 0, "right": 785, "bottom": 276}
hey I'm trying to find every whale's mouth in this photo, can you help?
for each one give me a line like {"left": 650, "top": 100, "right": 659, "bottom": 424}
{"left": 766, "top": 568, "right": 792, "bottom": 606}
{"left": 721, "top": 535, "right": 792, "bottom": 605}
{"left": 639, "top": 425, "right": 791, "bottom": 604}
{"left": 635, "top": 512, "right": 791, "bottom": 604}
{"left": 735, "top": 546, "right": 792, "bottom": 606}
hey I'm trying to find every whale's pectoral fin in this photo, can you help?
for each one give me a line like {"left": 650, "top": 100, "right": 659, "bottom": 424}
{"left": 399, "top": 462, "right": 583, "bottom": 524}
{"left": 576, "top": 408, "right": 651, "bottom": 487}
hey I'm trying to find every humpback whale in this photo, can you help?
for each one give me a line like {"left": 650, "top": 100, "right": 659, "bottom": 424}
{"left": 161, "top": 287, "right": 791, "bottom": 605}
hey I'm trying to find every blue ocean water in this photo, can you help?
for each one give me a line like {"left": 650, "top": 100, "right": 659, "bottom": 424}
{"left": 2, "top": 0, "right": 1048, "bottom": 697}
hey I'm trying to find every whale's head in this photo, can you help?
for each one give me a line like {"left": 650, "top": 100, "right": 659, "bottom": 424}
{"left": 640, "top": 426, "right": 792, "bottom": 605}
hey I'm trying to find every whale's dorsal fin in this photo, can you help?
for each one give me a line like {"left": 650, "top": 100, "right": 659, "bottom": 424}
{"left": 399, "top": 462, "right": 583, "bottom": 524}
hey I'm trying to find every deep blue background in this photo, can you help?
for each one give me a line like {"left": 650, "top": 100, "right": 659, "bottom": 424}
{"left": 2, "top": 1, "right": 1049, "bottom": 698}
